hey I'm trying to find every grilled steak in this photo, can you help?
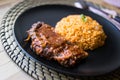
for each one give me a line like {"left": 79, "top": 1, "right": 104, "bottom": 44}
{"left": 26, "top": 22, "right": 88, "bottom": 67}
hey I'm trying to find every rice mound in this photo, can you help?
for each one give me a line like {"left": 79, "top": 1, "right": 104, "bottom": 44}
{"left": 55, "top": 15, "right": 107, "bottom": 50}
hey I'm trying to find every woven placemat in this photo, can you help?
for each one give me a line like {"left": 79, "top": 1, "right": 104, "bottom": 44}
{"left": 0, "top": 0, "right": 120, "bottom": 80}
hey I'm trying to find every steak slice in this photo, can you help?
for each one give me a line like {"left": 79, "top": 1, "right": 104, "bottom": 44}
{"left": 26, "top": 22, "right": 88, "bottom": 67}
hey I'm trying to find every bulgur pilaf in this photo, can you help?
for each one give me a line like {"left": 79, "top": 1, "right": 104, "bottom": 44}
{"left": 55, "top": 14, "right": 107, "bottom": 50}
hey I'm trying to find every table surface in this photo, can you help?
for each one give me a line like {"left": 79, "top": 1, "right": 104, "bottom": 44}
{"left": 0, "top": 0, "right": 35, "bottom": 80}
{"left": 86, "top": 0, "right": 120, "bottom": 14}
{"left": 0, "top": 0, "right": 120, "bottom": 80}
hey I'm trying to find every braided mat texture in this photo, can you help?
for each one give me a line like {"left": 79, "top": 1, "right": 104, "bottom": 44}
{"left": 0, "top": 0, "right": 120, "bottom": 80}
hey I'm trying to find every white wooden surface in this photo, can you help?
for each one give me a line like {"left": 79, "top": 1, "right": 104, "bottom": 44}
{"left": 0, "top": 0, "right": 35, "bottom": 80}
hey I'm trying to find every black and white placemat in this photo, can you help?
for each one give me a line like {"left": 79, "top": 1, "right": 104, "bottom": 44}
{"left": 0, "top": 0, "right": 120, "bottom": 80}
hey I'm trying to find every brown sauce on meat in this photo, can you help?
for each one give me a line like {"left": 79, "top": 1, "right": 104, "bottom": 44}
{"left": 26, "top": 22, "right": 88, "bottom": 67}
{"left": 35, "top": 24, "right": 66, "bottom": 47}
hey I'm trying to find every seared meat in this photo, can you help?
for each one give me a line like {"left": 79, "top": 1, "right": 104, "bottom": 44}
{"left": 26, "top": 22, "right": 88, "bottom": 67}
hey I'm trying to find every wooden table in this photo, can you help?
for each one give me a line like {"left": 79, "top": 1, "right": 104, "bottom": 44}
{"left": 0, "top": 0, "right": 35, "bottom": 80}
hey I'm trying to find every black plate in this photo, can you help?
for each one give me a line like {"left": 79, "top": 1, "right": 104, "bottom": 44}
{"left": 14, "top": 4, "right": 120, "bottom": 76}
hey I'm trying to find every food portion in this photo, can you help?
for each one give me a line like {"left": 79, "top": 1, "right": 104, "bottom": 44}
{"left": 55, "top": 14, "right": 107, "bottom": 50}
{"left": 26, "top": 22, "right": 88, "bottom": 67}
{"left": 25, "top": 14, "right": 107, "bottom": 67}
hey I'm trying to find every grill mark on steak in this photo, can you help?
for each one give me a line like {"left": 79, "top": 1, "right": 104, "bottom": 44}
{"left": 26, "top": 22, "right": 88, "bottom": 67}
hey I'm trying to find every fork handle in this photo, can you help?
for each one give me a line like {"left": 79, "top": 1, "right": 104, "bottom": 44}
{"left": 114, "top": 16, "right": 120, "bottom": 23}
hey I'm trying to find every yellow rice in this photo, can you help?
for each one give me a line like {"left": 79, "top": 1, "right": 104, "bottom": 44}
{"left": 55, "top": 15, "right": 107, "bottom": 50}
